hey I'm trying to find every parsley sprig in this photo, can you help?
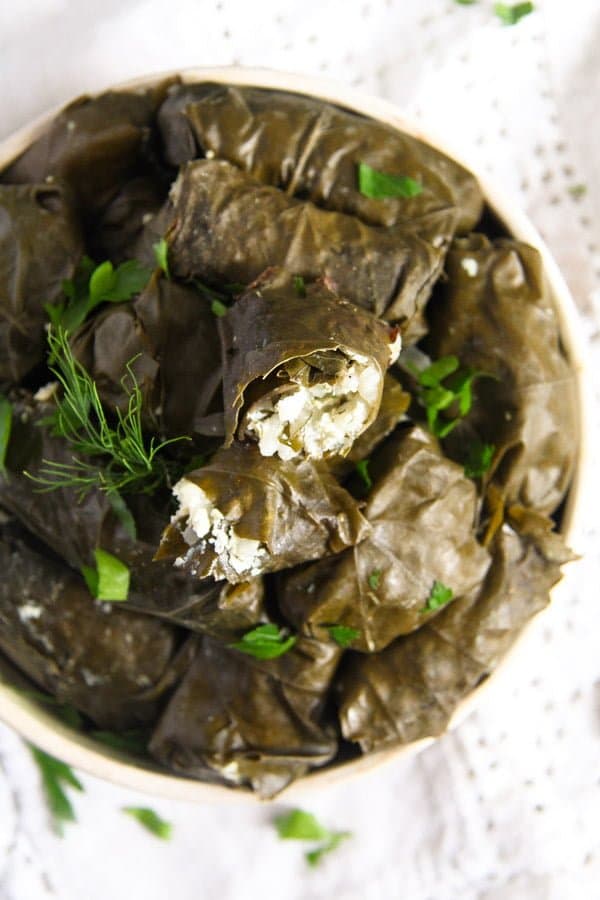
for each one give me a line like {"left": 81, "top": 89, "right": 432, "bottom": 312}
{"left": 123, "top": 807, "right": 173, "bottom": 840}
{"left": 27, "top": 328, "right": 187, "bottom": 498}
{"left": 46, "top": 257, "right": 151, "bottom": 335}
{"left": 0, "top": 394, "right": 12, "bottom": 474}
{"left": 421, "top": 580, "right": 454, "bottom": 614}
{"left": 275, "top": 809, "right": 352, "bottom": 867}
{"left": 326, "top": 625, "right": 361, "bottom": 648}
{"left": 29, "top": 746, "right": 83, "bottom": 836}
{"left": 358, "top": 162, "right": 423, "bottom": 200}
{"left": 409, "top": 354, "right": 490, "bottom": 439}
{"left": 81, "top": 548, "right": 130, "bottom": 602}
{"left": 229, "top": 624, "right": 297, "bottom": 660}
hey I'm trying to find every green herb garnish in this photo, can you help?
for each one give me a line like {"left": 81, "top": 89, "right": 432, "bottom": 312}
{"left": 306, "top": 832, "right": 352, "bottom": 867}
{"left": 355, "top": 459, "right": 372, "bottom": 491}
{"left": 421, "top": 580, "right": 454, "bottom": 614}
{"left": 367, "top": 569, "right": 382, "bottom": 590}
{"left": 27, "top": 328, "right": 186, "bottom": 497}
{"left": 29, "top": 746, "right": 83, "bottom": 836}
{"left": 122, "top": 807, "right": 173, "bottom": 840}
{"left": 274, "top": 809, "right": 352, "bottom": 867}
{"left": 454, "top": 0, "right": 477, "bottom": 4}
{"left": 358, "top": 162, "right": 423, "bottom": 200}
{"left": 47, "top": 258, "right": 151, "bottom": 334}
{"left": 568, "top": 184, "right": 587, "bottom": 200}
{"left": 153, "top": 238, "right": 170, "bottom": 279}
{"left": 91, "top": 729, "right": 150, "bottom": 755}
{"left": 229, "top": 624, "right": 297, "bottom": 660}
{"left": 82, "top": 548, "right": 130, "bottom": 602}
{"left": 410, "top": 354, "right": 489, "bottom": 439}
{"left": 326, "top": 625, "right": 361, "bottom": 648}
{"left": 107, "top": 490, "right": 137, "bottom": 540}
{"left": 494, "top": 2, "right": 534, "bottom": 25}
{"left": 464, "top": 440, "right": 495, "bottom": 479}
{"left": 0, "top": 394, "right": 12, "bottom": 474}
{"left": 293, "top": 275, "right": 307, "bottom": 297}
{"left": 211, "top": 299, "right": 228, "bottom": 317}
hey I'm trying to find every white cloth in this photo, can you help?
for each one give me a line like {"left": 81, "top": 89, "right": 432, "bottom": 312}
{"left": 1, "top": 1, "right": 599, "bottom": 898}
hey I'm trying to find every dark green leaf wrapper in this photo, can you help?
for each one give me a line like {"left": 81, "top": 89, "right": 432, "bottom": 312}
{"left": 157, "top": 443, "right": 370, "bottom": 583}
{"left": 148, "top": 635, "right": 341, "bottom": 798}
{"left": 426, "top": 235, "right": 577, "bottom": 514}
{"left": 280, "top": 426, "right": 491, "bottom": 652}
{"left": 337, "top": 516, "right": 573, "bottom": 752}
{"left": 0, "top": 184, "right": 82, "bottom": 381}
{"left": 161, "top": 159, "right": 456, "bottom": 342}
{"left": 2, "top": 82, "right": 176, "bottom": 217}
{"left": 158, "top": 83, "right": 483, "bottom": 233}
{"left": 72, "top": 272, "right": 223, "bottom": 437}
{"left": 0, "top": 519, "right": 186, "bottom": 730}
{"left": 219, "top": 267, "right": 397, "bottom": 451}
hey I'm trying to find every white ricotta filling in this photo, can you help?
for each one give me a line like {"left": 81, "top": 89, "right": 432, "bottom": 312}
{"left": 244, "top": 353, "right": 386, "bottom": 461}
{"left": 172, "top": 479, "right": 267, "bottom": 577}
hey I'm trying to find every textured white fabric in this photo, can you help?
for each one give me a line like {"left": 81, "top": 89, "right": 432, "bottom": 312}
{"left": 1, "top": 1, "right": 599, "bottom": 898}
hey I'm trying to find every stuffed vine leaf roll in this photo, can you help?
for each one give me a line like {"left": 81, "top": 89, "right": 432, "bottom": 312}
{"left": 157, "top": 443, "right": 370, "bottom": 583}
{"left": 2, "top": 82, "right": 175, "bottom": 217}
{"left": 337, "top": 513, "right": 573, "bottom": 751}
{"left": 0, "top": 184, "right": 82, "bottom": 381}
{"left": 0, "top": 519, "right": 185, "bottom": 731}
{"left": 219, "top": 267, "right": 400, "bottom": 460}
{"left": 280, "top": 426, "right": 490, "bottom": 652}
{"left": 425, "top": 235, "right": 578, "bottom": 514}
{"left": 149, "top": 634, "right": 341, "bottom": 797}
{"left": 158, "top": 83, "right": 483, "bottom": 233}
{"left": 72, "top": 272, "right": 223, "bottom": 438}
{"left": 160, "top": 159, "right": 457, "bottom": 342}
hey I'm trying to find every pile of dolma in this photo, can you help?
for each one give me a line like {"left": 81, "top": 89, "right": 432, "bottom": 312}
{"left": 0, "top": 80, "right": 578, "bottom": 798}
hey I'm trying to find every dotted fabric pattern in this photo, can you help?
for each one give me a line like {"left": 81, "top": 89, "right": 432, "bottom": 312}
{"left": 1, "top": 2, "right": 599, "bottom": 898}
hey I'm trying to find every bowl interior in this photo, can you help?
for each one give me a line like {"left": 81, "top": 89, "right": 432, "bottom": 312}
{"left": 0, "top": 66, "right": 589, "bottom": 803}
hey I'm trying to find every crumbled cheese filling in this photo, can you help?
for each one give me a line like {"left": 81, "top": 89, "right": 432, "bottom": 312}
{"left": 172, "top": 479, "right": 267, "bottom": 578}
{"left": 244, "top": 351, "right": 389, "bottom": 461}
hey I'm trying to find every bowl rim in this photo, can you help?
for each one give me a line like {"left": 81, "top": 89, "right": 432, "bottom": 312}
{"left": 0, "top": 64, "right": 591, "bottom": 804}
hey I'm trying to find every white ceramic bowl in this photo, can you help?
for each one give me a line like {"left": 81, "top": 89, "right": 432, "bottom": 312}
{"left": 0, "top": 67, "right": 590, "bottom": 803}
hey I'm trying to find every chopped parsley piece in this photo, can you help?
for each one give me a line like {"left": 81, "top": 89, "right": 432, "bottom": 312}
{"left": 293, "top": 275, "right": 307, "bottom": 297}
{"left": 422, "top": 580, "right": 454, "bottom": 614}
{"left": 48, "top": 257, "right": 151, "bottom": 334}
{"left": 464, "top": 440, "right": 495, "bottom": 479}
{"left": 327, "top": 625, "right": 361, "bottom": 648}
{"left": 29, "top": 746, "right": 83, "bottom": 836}
{"left": 229, "top": 623, "right": 297, "bottom": 660}
{"left": 211, "top": 298, "right": 229, "bottom": 317}
{"left": 123, "top": 807, "right": 173, "bottom": 840}
{"left": 454, "top": 0, "right": 477, "bottom": 4}
{"left": 0, "top": 394, "right": 12, "bottom": 474}
{"left": 82, "top": 548, "right": 130, "bottom": 602}
{"left": 306, "top": 832, "right": 352, "bottom": 867}
{"left": 368, "top": 569, "right": 382, "bottom": 590}
{"left": 106, "top": 491, "right": 137, "bottom": 540}
{"left": 494, "top": 2, "right": 534, "bottom": 25}
{"left": 358, "top": 162, "right": 423, "bottom": 200}
{"left": 153, "top": 238, "right": 170, "bottom": 278}
{"left": 355, "top": 459, "right": 373, "bottom": 490}
{"left": 410, "top": 354, "right": 490, "bottom": 439}
{"left": 274, "top": 809, "right": 352, "bottom": 867}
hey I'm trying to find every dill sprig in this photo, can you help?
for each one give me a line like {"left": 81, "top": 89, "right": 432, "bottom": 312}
{"left": 27, "top": 327, "right": 187, "bottom": 497}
